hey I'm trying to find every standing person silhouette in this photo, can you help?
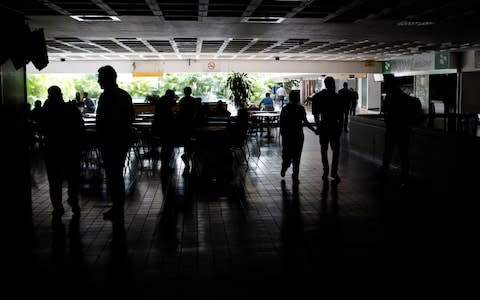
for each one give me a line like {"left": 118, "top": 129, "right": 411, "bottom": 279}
{"left": 96, "top": 65, "right": 134, "bottom": 221}
{"left": 311, "top": 76, "right": 344, "bottom": 183}
{"left": 276, "top": 84, "right": 286, "bottom": 107}
{"left": 177, "top": 86, "right": 202, "bottom": 172}
{"left": 381, "top": 74, "right": 413, "bottom": 185}
{"left": 350, "top": 88, "right": 358, "bottom": 116}
{"left": 41, "top": 86, "right": 84, "bottom": 219}
{"left": 280, "top": 90, "right": 316, "bottom": 183}
{"left": 152, "top": 89, "right": 177, "bottom": 174}
{"left": 338, "top": 82, "right": 352, "bottom": 132}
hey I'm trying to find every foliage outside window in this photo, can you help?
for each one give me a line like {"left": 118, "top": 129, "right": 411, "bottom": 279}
{"left": 27, "top": 72, "right": 275, "bottom": 106}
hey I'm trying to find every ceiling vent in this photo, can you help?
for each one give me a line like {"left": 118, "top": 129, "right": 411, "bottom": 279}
{"left": 70, "top": 15, "right": 120, "bottom": 22}
{"left": 242, "top": 17, "right": 285, "bottom": 24}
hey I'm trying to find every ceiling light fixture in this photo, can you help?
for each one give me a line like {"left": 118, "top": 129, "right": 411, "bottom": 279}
{"left": 242, "top": 17, "right": 285, "bottom": 24}
{"left": 396, "top": 20, "right": 435, "bottom": 26}
{"left": 70, "top": 15, "right": 121, "bottom": 22}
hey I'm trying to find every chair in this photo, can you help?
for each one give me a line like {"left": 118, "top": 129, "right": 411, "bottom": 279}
{"left": 248, "top": 119, "right": 261, "bottom": 142}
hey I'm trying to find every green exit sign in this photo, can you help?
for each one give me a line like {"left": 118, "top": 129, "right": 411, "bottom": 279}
{"left": 382, "top": 61, "right": 392, "bottom": 73}
{"left": 435, "top": 52, "right": 449, "bottom": 69}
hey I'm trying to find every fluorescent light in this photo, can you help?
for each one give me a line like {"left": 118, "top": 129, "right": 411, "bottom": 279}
{"left": 241, "top": 17, "right": 285, "bottom": 24}
{"left": 70, "top": 15, "right": 120, "bottom": 22}
{"left": 396, "top": 21, "right": 435, "bottom": 26}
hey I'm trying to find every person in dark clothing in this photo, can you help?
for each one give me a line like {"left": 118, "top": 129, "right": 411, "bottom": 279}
{"left": 30, "top": 100, "right": 43, "bottom": 123}
{"left": 212, "top": 100, "right": 231, "bottom": 117}
{"left": 41, "top": 86, "right": 84, "bottom": 218}
{"left": 350, "top": 88, "right": 358, "bottom": 116}
{"left": 96, "top": 65, "right": 134, "bottom": 221}
{"left": 280, "top": 90, "right": 317, "bottom": 182}
{"left": 338, "top": 82, "right": 353, "bottom": 132}
{"left": 311, "top": 76, "right": 344, "bottom": 183}
{"left": 83, "top": 92, "right": 95, "bottom": 113}
{"left": 30, "top": 100, "right": 44, "bottom": 145}
{"left": 381, "top": 74, "right": 412, "bottom": 184}
{"left": 177, "top": 86, "right": 202, "bottom": 171}
{"left": 152, "top": 89, "right": 177, "bottom": 173}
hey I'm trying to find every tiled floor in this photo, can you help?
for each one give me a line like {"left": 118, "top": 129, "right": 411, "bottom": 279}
{"left": 15, "top": 129, "right": 477, "bottom": 298}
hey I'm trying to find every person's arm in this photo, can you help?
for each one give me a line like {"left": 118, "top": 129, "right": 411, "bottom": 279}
{"left": 302, "top": 109, "right": 317, "bottom": 133}
{"left": 311, "top": 94, "right": 321, "bottom": 125}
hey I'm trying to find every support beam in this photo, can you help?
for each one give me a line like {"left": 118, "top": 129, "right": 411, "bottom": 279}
{"left": 37, "top": 0, "right": 70, "bottom": 16}
{"left": 199, "top": 0, "right": 209, "bottom": 21}
{"left": 320, "top": 0, "right": 368, "bottom": 23}
{"left": 145, "top": 0, "right": 165, "bottom": 21}
{"left": 242, "top": 0, "right": 263, "bottom": 17}
{"left": 285, "top": 0, "right": 316, "bottom": 18}
{"left": 91, "top": 0, "right": 118, "bottom": 16}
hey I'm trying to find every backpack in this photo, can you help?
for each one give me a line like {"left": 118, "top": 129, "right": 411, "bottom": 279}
{"left": 406, "top": 95, "right": 424, "bottom": 126}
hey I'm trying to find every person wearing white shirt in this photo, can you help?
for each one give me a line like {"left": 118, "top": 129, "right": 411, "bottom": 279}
{"left": 276, "top": 84, "right": 286, "bottom": 106}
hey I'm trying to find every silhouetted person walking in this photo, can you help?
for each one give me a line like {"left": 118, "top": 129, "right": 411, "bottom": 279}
{"left": 41, "top": 86, "right": 84, "bottom": 218}
{"left": 178, "top": 86, "right": 202, "bottom": 171}
{"left": 338, "top": 82, "right": 352, "bottom": 132}
{"left": 280, "top": 90, "right": 316, "bottom": 182}
{"left": 381, "top": 74, "right": 416, "bottom": 185}
{"left": 350, "top": 88, "right": 358, "bottom": 116}
{"left": 152, "top": 89, "right": 177, "bottom": 173}
{"left": 96, "top": 65, "right": 134, "bottom": 221}
{"left": 311, "top": 77, "right": 343, "bottom": 183}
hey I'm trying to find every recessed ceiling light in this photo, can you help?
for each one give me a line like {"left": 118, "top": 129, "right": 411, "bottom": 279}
{"left": 242, "top": 17, "right": 285, "bottom": 24}
{"left": 396, "top": 21, "right": 435, "bottom": 26}
{"left": 70, "top": 15, "right": 121, "bottom": 22}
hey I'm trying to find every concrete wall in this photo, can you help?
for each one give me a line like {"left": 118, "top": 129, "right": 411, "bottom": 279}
{"left": 0, "top": 59, "right": 32, "bottom": 255}
{"left": 461, "top": 71, "right": 480, "bottom": 113}
{"left": 349, "top": 115, "right": 480, "bottom": 187}
{"left": 366, "top": 74, "right": 381, "bottom": 110}
{"left": 461, "top": 50, "right": 480, "bottom": 72}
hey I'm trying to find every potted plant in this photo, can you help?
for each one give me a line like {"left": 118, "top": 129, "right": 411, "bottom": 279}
{"left": 225, "top": 72, "right": 253, "bottom": 108}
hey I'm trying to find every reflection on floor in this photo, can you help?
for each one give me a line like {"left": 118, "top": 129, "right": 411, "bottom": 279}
{"left": 15, "top": 130, "right": 477, "bottom": 297}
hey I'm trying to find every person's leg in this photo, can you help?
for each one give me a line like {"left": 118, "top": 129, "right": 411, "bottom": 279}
{"left": 381, "top": 129, "right": 395, "bottom": 173}
{"left": 181, "top": 133, "right": 192, "bottom": 170}
{"left": 320, "top": 134, "right": 330, "bottom": 179}
{"left": 281, "top": 136, "right": 292, "bottom": 177}
{"left": 330, "top": 134, "right": 341, "bottom": 182}
{"left": 66, "top": 152, "right": 81, "bottom": 215}
{"left": 344, "top": 110, "right": 350, "bottom": 132}
{"left": 160, "top": 143, "right": 174, "bottom": 172}
{"left": 45, "top": 151, "right": 64, "bottom": 216}
{"left": 102, "top": 146, "right": 128, "bottom": 219}
{"left": 291, "top": 139, "right": 304, "bottom": 181}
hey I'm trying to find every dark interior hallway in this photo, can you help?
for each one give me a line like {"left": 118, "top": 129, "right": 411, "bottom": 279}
{"left": 5, "top": 130, "right": 476, "bottom": 298}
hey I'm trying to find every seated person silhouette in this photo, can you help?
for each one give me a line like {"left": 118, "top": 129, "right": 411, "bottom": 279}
{"left": 212, "top": 100, "right": 231, "bottom": 118}
{"left": 259, "top": 92, "right": 275, "bottom": 111}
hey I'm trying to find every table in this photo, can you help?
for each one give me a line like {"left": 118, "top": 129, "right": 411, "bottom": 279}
{"left": 250, "top": 111, "right": 280, "bottom": 139}
{"left": 190, "top": 126, "right": 233, "bottom": 180}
